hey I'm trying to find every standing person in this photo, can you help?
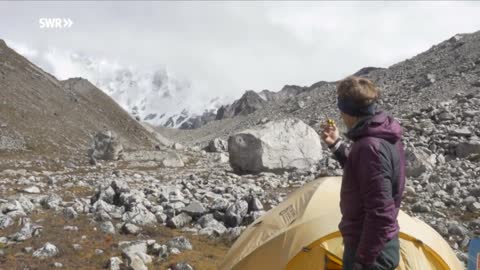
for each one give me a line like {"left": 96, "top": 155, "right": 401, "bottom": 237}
{"left": 321, "top": 76, "right": 406, "bottom": 270}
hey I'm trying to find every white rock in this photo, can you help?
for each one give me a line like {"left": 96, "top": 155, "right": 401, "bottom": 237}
{"left": 109, "top": 257, "right": 123, "bottom": 270}
{"left": 23, "top": 186, "right": 40, "bottom": 194}
{"left": 100, "top": 221, "right": 116, "bottom": 234}
{"left": 32, "top": 242, "right": 59, "bottom": 259}
{"left": 228, "top": 118, "right": 322, "bottom": 173}
{"left": 166, "top": 236, "right": 192, "bottom": 251}
{"left": 162, "top": 152, "right": 185, "bottom": 168}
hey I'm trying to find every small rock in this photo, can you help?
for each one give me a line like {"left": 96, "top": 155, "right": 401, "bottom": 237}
{"left": 156, "top": 244, "right": 169, "bottom": 259}
{"left": 64, "top": 226, "right": 79, "bottom": 231}
{"left": 121, "top": 241, "right": 152, "bottom": 270}
{"left": 156, "top": 212, "right": 168, "bottom": 224}
{"left": 216, "top": 153, "right": 229, "bottom": 163}
{"left": 167, "top": 213, "right": 192, "bottom": 229}
{"left": 41, "top": 194, "right": 62, "bottom": 210}
{"left": 162, "top": 153, "right": 185, "bottom": 168}
{"left": 63, "top": 207, "right": 78, "bottom": 219}
{"left": 88, "top": 130, "right": 123, "bottom": 161}
{"left": 456, "top": 141, "right": 480, "bottom": 158}
{"left": 249, "top": 197, "right": 264, "bottom": 211}
{"left": 173, "top": 143, "right": 184, "bottom": 150}
{"left": 10, "top": 220, "right": 43, "bottom": 241}
{"left": 225, "top": 200, "right": 249, "bottom": 227}
{"left": 32, "top": 243, "right": 59, "bottom": 259}
{"left": 109, "top": 257, "right": 123, "bottom": 270}
{"left": 198, "top": 220, "right": 227, "bottom": 237}
{"left": 438, "top": 111, "right": 455, "bottom": 121}
{"left": 171, "top": 262, "right": 194, "bottom": 270}
{"left": 122, "top": 204, "right": 157, "bottom": 226}
{"left": 23, "top": 186, "right": 41, "bottom": 194}
{"left": 224, "top": 226, "right": 245, "bottom": 242}
{"left": 198, "top": 214, "right": 216, "bottom": 228}
{"left": 182, "top": 201, "right": 207, "bottom": 218}
{"left": 100, "top": 221, "right": 116, "bottom": 234}
{"left": 0, "top": 215, "right": 14, "bottom": 229}
{"left": 450, "top": 128, "right": 472, "bottom": 137}
{"left": 467, "top": 202, "right": 480, "bottom": 213}
{"left": 123, "top": 223, "right": 141, "bottom": 235}
{"left": 404, "top": 186, "right": 416, "bottom": 195}
{"left": 448, "top": 222, "right": 468, "bottom": 237}
{"left": 166, "top": 236, "right": 193, "bottom": 252}
{"left": 411, "top": 203, "right": 431, "bottom": 213}
{"left": 210, "top": 198, "right": 229, "bottom": 211}
{"left": 208, "top": 138, "right": 228, "bottom": 152}
{"left": 169, "top": 247, "right": 181, "bottom": 255}
{"left": 405, "top": 148, "right": 433, "bottom": 177}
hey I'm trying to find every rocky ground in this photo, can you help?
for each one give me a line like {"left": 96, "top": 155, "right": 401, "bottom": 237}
{"left": 2, "top": 89, "right": 480, "bottom": 269}
{"left": 0, "top": 139, "right": 330, "bottom": 270}
{"left": 399, "top": 92, "right": 480, "bottom": 262}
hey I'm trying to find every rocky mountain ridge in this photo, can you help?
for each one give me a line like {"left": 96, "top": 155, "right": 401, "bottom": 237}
{"left": 0, "top": 40, "right": 161, "bottom": 158}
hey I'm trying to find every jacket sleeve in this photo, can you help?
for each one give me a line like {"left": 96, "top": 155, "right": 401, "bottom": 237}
{"left": 330, "top": 140, "right": 350, "bottom": 168}
{"left": 354, "top": 143, "right": 397, "bottom": 266}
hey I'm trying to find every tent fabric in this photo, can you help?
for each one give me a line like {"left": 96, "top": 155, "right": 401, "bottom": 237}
{"left": 219, "top": 176, "right": 463, "bottom": 270}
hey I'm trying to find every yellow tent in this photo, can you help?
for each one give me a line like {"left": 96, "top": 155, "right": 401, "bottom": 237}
{"left": 219, "top": 177, "right": 463, "bottom": 270}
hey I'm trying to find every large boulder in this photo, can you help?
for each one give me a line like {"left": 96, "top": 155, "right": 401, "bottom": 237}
{"left": 88, "top": 131, "right": 124, "bottom": 161}
{"left": 228, "top": 118, "right": 322, "bottom": 174}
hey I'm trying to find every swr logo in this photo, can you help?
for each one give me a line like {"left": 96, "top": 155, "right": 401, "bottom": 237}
{"left": 39, "top": 18, "right": 73, "bottom": 29}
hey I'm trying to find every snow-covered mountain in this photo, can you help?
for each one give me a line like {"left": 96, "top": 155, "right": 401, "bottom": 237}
{"left": 65, "top": 53, "right": 229, "bottom": 128}
{"left": 7, "top": 41, "right": 230, "bottom": 128}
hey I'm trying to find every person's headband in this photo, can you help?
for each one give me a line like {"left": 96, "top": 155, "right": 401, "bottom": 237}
{"left": 337, "top": 97, "right": 376, "bottom": 117}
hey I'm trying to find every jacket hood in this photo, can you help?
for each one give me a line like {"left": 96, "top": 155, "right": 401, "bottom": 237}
{"left": 346, "top": 111, "right": 403, "bottom": 143}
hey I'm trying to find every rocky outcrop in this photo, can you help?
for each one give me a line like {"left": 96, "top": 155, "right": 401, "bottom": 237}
{"left": 88, "top": 131, "right": 124, "bottom": 161}
{"left": 228, "top": 118, "right": 322, "bottom": 174}
{"left": 216, "top": 90, "right": 267, "bottom": 120}
{"left": 207, "top": 138, "right": 228, "bottom": 152}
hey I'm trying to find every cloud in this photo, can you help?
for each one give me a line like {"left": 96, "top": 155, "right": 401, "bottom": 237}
{"left": 1, "top": 1, "right": 480, "bottom": 111}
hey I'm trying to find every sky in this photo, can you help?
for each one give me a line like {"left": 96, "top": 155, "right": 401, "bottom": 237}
{"left": 1, "top": 1, "right": 480, "bottom": 114}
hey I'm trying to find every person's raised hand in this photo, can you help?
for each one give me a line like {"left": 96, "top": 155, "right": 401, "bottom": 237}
{"left": 320, "top": 120, "right": 339, "bottom": 146}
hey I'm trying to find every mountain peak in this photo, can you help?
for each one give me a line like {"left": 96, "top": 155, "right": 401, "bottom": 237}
{"left": 353, "top": 67, "right": 385, "bottom": 77}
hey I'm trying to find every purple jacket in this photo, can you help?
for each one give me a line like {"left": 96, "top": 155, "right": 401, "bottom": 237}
{"left": 332, "top": 111, "right": 406, "bottom": 266}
